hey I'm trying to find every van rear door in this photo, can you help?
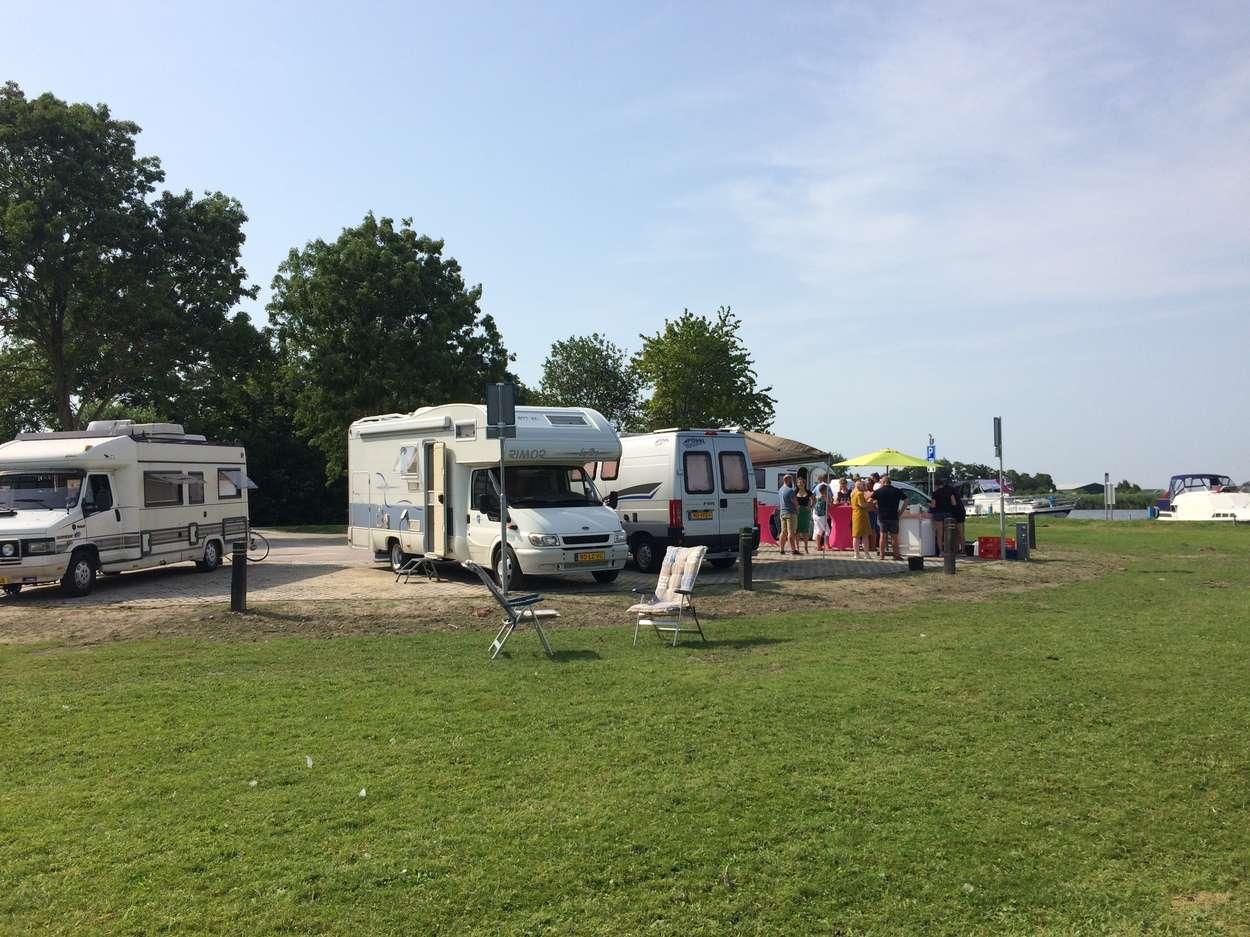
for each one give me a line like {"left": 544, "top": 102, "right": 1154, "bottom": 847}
{"left": 713, "top": 439, "right": 755, "bottom": 544}
{"left": 678, "top": 438, "right": 718, "bottom": 545}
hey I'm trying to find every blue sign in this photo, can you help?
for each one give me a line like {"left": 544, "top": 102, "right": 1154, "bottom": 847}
{"left": 926, "top": 444, "right": 936, "bottom": 462}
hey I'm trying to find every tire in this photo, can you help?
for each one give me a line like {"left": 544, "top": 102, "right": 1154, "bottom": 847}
{"left": 632, "top": 534, "right": 661, "bottom": 574}
{"left": 710, "top": 557, "right": 737, "bottom": 570}
{"left": 768, "top": 511, "right": 780, "bottom": 540}
{"left": 592, "top": 569, "right": 620, "bottom": 584}
{"left": 196, "top": 539, "right": 222, "bottom": 572}
{"left": 60, "top": 551, "right": 96, "bottom": 597}
{"left": 494, "top": 546, "right": 524, "bottom": 591}
{"left": 2, "top": 584, "right": 21, "bottom": 597}
{"left": 389, "top": 540, "right": 410, "bottom": 574}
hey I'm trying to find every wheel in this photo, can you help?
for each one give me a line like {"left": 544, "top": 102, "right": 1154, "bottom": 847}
{"left": 60, "top": 551, "right": 96, "bottom": 597}
{"left": 196, "top": 539, "right": 222, "bottom": 572}
{"left": 768, "top": 511, "right": 780, "bottom": 540}
{"left": 632, "top": 534, "right": 661, "bottom": 574}
{"left": 389, "top": 540, "right": 410, "bottom": 574}
{"left": 2, "top": 584, "right": 21, "bottom": 597}
{"left": 494, "top": 546, "right": 524, "bottom": 591}
{"left": 246, "top": 532, "right": 270, "bottom": 563}
{"left": 710, "top": 557, "right": 737, "bottom": 570}
{"left": 592, "top": 569, "right": 620, "bottom": 583}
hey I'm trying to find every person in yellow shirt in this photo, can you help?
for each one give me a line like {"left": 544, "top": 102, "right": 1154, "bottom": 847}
{"left": 850, "top": 479, "right": 871, "bottom": 559}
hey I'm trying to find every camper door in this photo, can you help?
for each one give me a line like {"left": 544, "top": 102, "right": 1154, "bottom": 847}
{"left": 349, "top": 472, "right": 371, "bottom": 548}
{"left": 425, "top": 441, "right": 448, "bottom": 556}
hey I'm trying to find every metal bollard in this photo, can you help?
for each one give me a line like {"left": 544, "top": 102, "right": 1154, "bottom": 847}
{"left": 1015, "top": 523, "right": 1030, "bottom": 561}
{"left": 230, "top": 541, "right": 247, "bottom": 612}
{"left": 738, "top": 527, "right": 753, "bottom": 591}
{"left": 943, "top": 519, "right": 957, "bottom": 575}
{"left": 1028, "top": 513, "right": 1037, "bottom": 550}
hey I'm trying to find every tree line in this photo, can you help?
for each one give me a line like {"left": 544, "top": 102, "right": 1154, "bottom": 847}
{"left": 0, "top": 83, "right": 775, "bottom": 524}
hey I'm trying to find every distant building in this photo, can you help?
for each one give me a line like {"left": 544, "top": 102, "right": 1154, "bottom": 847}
{"left": 1057, "top": 482, "right": 1106, "bottom": 494}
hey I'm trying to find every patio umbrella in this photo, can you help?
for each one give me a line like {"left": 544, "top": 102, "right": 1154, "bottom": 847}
{"left": 832, "top": 448, "right": 931, "bottom": 469}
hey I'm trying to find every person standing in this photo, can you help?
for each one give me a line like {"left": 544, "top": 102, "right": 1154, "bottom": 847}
{"left": 867, "top": 472, "right": 882, "bottom": 553}
{"left": 795, "top": 475, "right": 813, "bottom": 554}
{"left": 777, "top": 473, "right": 798, "bottom": 555}
{"left": 835, "top": 477, "right": 851, "bottom": 504}
{"left": 931, "top": 476, "right": 963, "bottom": 556}
{"left": 850, "top": 479, "right": 871, "bottom": 559}
{"left": 869, "top": 475, "right": 907, "bottom": 560}
{"left": 812, "top": 480, "right": 832, "bottom": 551}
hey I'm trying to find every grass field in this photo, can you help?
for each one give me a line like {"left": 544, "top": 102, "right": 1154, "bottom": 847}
{"left": 2, "top": 521, "right": 1248, "bottom": 935}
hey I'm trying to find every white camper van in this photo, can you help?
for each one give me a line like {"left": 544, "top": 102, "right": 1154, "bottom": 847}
{"left": 347, "top": 404, "right": 628, "bottom": 586}
{"left": 0, "top": 421, "right": 249, "bottom": 597}
{"left": 592, "top": 429, "right": 759, "bottom": 573}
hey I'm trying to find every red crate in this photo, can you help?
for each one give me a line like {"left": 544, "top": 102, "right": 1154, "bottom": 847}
{"left": 977, "top": 536, "right": 1015, "bottom": 557}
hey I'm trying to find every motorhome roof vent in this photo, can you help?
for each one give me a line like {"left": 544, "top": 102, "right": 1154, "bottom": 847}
{"left": 546, "top": 413, "right": 588, "bottom": 426}
{"left": 130, "top": 422, "right": 187, "bottom": 436}
{"left": 85, "top": 420, "right": 135, "bottom": 435}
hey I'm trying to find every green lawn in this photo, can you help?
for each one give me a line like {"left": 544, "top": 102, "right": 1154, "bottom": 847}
{"left": 2, "top": 522, "right": 1248, "bottom": 935}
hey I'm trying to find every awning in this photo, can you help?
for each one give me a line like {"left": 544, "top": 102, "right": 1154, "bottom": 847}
{"left": 741, "top": 431, "right": 833, "bottom": 468}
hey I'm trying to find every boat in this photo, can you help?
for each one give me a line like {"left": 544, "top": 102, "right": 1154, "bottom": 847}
{"left": 1155, "top": 474, "right": 1250, "bottom": 522}
{"left": 961, "top": 479, "right": 1076, "bottom": 517}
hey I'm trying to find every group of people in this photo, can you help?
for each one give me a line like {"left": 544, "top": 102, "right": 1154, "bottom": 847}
{"left": 775, "top": 471, "right": 967, "bottom": 561}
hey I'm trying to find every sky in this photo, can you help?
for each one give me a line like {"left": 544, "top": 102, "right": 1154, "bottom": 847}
{"left": 5, "top": 0, "right": 1250, "bottom": 486}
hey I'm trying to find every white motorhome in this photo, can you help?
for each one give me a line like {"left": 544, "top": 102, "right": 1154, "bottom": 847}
{"left": 347, "top": 404, "right": 628, "bottom": 586}
{"left": 592, "top": 428, "right": 758, "bottom": 573}
{"left": 0, "top": 421, "right": 249, "bottom": 597}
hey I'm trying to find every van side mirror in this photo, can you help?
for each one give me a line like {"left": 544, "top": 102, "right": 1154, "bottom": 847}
{"left": 606, "top": 491, "right": 619, "bottom": 509}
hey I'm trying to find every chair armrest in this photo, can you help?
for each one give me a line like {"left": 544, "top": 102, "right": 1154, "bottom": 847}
{"left": 675, "top": 588, "right": 694, "bottom": 596}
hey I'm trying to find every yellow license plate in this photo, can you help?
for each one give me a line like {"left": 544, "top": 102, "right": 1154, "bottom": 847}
{"left": 0, "top": 576, "right": 7, "bottom": 585}
{"left": 688, "top": 510, "right": 714, "bottom": 521}
{"left": 575, "top": 551, "right": 606, "bottom": 563}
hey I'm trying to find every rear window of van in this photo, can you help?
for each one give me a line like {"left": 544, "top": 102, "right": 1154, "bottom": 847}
{"left": 683, "top": 452, "right": 714, "bottom": 494}
{"left": 719, "top": 452, "right": 750, "bottom": 493}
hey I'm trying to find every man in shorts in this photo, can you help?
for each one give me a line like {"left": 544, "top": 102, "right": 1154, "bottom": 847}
{"left": 777, "top": 473, "right": 798, "bottom": 555}
{"left": 869, "top": 475, "right": 907, "bottom": 560}
{"left": 930, "top": 475, "right": 963, "bottom": 555}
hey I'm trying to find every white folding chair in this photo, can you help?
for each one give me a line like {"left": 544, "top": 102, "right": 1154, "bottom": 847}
{"left": 627, "top": 545, "right": 707, "bottom": 646}
{"left": 463, "top": 561, "right": 557, "bottom": 660}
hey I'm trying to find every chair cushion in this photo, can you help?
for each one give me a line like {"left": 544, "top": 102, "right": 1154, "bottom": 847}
{"left": 628, "top": 601, "right": 682, "bottom": 614}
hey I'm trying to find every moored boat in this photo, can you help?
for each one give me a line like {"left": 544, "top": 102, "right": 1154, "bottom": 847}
{"left": 962, "top": 479, "right": 1076, "bottom": 517}
{"left": 1155, "top": 474, "right": 1250, "bottom": 522}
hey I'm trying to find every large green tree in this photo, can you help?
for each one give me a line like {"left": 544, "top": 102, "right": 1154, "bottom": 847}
{"left": 268, "top": 213, "right": 514, "bottom": 480}
{"left": 0, "top": 82, "right": 256, "bottom": 429}
{"left": 633, "top": 305, "right": 775, "bottom": 431}
{"left": 537, "top": 333, "right": 644, "bottom": 430}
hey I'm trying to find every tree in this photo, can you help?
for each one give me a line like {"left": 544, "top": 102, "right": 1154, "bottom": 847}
{"left": 269, "top": 213, "right": 514, "bottom": 480}
{"left": 0, "top": 82, "right": 255, "bottom": 429}
{"left": 537, "top": 333, "right": 644, "bottom": 430}
{"left": 633, "top": 306, "right": 775, "bottom": 431}
{"left": 1116, "top": 479, "right": 1141, "bottom": 493}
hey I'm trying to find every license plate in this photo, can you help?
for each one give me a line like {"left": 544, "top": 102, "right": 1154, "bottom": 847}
{"left": 688, "top": 510, "right": 714, "bottom": 521}
{"left": 575, "top": 551, "right": 606, "bottom": 563}
{"left": 0, "top": 576, "right": 6, "bottom": 584}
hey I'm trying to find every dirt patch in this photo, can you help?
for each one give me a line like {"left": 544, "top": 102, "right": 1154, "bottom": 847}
{"left": 1171, "top": 891, "right": 1232, "bottom": 911}
{"left": 0, "top": 548, "right": 1114, "bottom": 648}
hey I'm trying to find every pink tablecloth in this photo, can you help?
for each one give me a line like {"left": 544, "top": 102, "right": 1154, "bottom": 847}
{"left": 827, "top": 504, "right": 853, "bottom": 549}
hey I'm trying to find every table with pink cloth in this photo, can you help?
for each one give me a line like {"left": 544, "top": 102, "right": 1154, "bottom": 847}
{"left": 826, "top": 504, "right": 853, "bottom": 549}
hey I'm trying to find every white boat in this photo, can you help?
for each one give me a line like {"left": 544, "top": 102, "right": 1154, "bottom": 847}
{"left": 1155, "top": 474, "right": 1250, "bottom": 522}
{"left": 962, "top": 479, "right": 1076, "bottom": 517}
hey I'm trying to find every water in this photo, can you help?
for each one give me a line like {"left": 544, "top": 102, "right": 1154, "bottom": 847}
{"left": 1065, "top": 509, "right": 1149, "bottom": 521}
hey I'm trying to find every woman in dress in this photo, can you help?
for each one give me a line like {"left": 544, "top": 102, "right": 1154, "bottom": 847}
{"left": 850, "top": 479, "right": 871, "bottom": 559}
{"left": 812, "top": 480, "right": 832, "bottom": 551}
{"left": 795, "top": 475, "right": 813, "bottom": 554}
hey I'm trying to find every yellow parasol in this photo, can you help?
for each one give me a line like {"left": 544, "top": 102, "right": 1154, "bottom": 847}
{"left": 832, "top": 448, "right": 932, "bottom": 469}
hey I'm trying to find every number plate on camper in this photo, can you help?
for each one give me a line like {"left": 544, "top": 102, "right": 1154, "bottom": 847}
{"left": 688, "top": 510, "right": 714, "bottom": 521}
{"left": 575, "top": 551, "right": 606, "bottom": 563}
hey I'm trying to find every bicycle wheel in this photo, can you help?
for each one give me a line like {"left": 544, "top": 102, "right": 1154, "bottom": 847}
{"left": 246, "top": 531, "right": 270, "bottom": 562}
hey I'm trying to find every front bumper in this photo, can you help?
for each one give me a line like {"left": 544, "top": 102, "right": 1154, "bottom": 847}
{"left": 514, "top": 543, "right": 629, "bottom": 576}
{"left": 0, "top": 558, "right": 67, "bottom": 586}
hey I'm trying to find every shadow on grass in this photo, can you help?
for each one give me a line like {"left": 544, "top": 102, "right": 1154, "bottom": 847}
{"left": 668, "top": 636, "right": 791, "bottom": 651}
{"left": 550, "top": 649, "right": 602, "bottom": 663}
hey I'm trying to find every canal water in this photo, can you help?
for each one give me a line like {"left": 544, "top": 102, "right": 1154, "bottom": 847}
{"left": 1065, "top": 509, "right": 1149, "bottom": 521}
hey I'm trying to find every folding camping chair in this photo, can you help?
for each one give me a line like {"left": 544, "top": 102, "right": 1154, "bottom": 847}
{"left": 462, "top": 561, "right": 557, "bottom": 660}
{"left": 627, "top": 545, "right": 708, "bottom": 646}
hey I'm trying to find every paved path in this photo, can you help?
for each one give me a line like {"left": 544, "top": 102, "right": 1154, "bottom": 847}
{"left": 1, "top": 531, "right": 911, "bottom": 609}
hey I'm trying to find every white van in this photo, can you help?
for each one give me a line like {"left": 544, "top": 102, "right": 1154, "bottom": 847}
{"left": 592, "top": 428, "right": 758, "bottom": 573}
{"left": 347, "top": 404, "right": 628, "bottom": 587}
{"left": 0, "top": 421, "right": 249, "bottom": 597}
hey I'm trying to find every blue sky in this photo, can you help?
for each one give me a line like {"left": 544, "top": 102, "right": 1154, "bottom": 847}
{"left": 6, "top": 0, "right": 1250, "bottom": 485}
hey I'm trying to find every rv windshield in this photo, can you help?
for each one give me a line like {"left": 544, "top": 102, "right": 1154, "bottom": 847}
{"left": 0, "top": 470, "right": 85, "bottom": 511}
{"left": 498, "top": 465, "right": 603, "bottom": 508}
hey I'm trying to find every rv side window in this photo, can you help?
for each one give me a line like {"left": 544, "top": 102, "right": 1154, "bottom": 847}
{"left": 187, "top": 472, "right": 205, "bottom": 505}
{"left": 754, "top": 467, "right": 766, "bottom": 490}
{"left": 217, "top": 468, "right": 243, "bottom": 500}
{"left": 600, "top": 460, "right": 618, "bottom": 481}
{"left": 719, "top": 452, "right": 750, "bottom": 493}
{"left": 582, "top": 462, "right": 596, "bottom": 480}
{"left": 455, "top": 422, "right": 477, "bottom": 439}
{"left": 394, "top": 446, "right": 421, "bottom": 477}
{"left": 82, "top": 475, "right": 114, "bottom": 516}
{"left": 683, "top": 452, "right": 714, "bottom": 494}
{"left": 144, "top": 472, "right": 182, "bottom": 507}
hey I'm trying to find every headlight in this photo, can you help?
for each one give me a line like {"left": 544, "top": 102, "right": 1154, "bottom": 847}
{"left": 0, "top": 542, "right": 15, "bottom": 558}
{"left": 527, "top": 533, "right": 560, "bottom": 547}
{"left": 22, "top": 538, "right": 56, "bottom": 556}
{"left": 613, "top": 530, "right": 627, "bottom": 543}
